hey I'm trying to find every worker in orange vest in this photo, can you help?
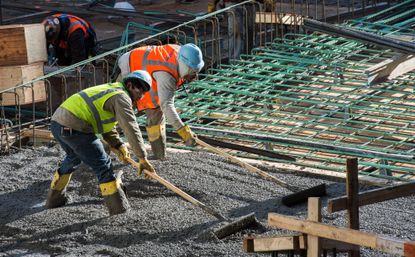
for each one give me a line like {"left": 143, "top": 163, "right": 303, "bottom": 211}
{"left": 116, "top": 43, "right": 204, "bottom": 160}
{"left": 42, "top": 13, "right": 97, "bottom": 65}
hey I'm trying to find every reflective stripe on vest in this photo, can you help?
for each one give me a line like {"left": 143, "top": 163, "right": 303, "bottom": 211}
{"left": 60, "top": 83, "right": 126, "bottom": 134}
{"left": 129, "top": 44, "right": 185, "bottom": 111}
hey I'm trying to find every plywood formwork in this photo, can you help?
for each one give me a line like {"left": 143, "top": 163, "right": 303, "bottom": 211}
{"left": 0, "top": 23, "right": 47, "bottom": 66}
{"left": 0, "top": 62, "right": 46, "bottom": 106}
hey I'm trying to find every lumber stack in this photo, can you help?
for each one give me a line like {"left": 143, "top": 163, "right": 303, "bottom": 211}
{"left": 0, "top": 23, "right": 47, "bottom": 106}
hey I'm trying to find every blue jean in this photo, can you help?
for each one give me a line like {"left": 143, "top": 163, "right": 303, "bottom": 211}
{"left": 51, "top": 121, "right": 115, "bottom": 184}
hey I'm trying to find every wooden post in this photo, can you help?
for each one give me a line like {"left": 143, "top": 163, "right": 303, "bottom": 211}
{"left": 307, "top": 197, "right": 322, "bottom": 257}
{"left": 346, "top": 158, "right": 360, "bottom": 257}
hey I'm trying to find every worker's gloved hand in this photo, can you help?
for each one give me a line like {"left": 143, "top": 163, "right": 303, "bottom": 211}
{"left": 208, "top": 2, "right": 216, "bottom": 13}
{"left": 137, "top": 158, "right": 156, "bottom": 179}
{"left": 117, "top": 144, "right": 130, "bottom": 164}
{"left": 177, "top": 125, "right": 196, "bottom": 146}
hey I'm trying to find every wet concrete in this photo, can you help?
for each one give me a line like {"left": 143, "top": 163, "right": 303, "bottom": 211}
{"left": 0, "top": 145, "right": 414, "bottom": 256}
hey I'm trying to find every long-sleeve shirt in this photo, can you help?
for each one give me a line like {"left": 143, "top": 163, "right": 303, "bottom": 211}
{"left": 153, "top": 71, "right": 184, "bottom": 130}
{"left": 52, "top": 93, "right": 147, "bottom": 159}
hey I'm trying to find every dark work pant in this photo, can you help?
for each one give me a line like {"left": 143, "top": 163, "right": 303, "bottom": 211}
{"left": 51, "top": 121, "right": 115, "bottom": 184}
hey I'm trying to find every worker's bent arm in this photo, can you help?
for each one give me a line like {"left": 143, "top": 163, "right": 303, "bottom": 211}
{"left": 154, "top": 71, "right": 185, "bottom": 130}
{"left": 102, "top": 128, "right": 123, "bottom": 149}
{"left": 104, "top": 94, "right": 147, "bottom": 159}
{"left": 68, "top": 29, "right": 87, "bottom": 64}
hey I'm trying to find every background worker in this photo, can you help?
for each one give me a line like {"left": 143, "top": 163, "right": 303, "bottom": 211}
{"left": 116, "top": 43, "right": 204, "bottom": 160}
{"left": 42, "top": 13, "right": 98, "bottom": 65}
{"left": 47, "top": 71, "right": 156, "bottom": 216}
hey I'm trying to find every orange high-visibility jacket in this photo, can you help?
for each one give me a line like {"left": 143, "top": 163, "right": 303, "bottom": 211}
{"left": 53, "top": 14, "right": 92, "bottom": 49}
{"left": 129, "top": 44, "right": 185, "bottom": 111}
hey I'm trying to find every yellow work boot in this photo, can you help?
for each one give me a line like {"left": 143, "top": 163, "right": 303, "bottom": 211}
{"left": 100, "top": 180, "right": 130, "bottom": 215}
{"left": 46, "top": 170, "right": 72, "bottom": 209}
{"left": 146, "top": 124, "right": 166, "bottom": 160}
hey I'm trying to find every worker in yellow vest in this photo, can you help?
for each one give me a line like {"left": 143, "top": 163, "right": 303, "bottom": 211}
{"left": 47, "top": 70, "right": 155, "bottom": 216}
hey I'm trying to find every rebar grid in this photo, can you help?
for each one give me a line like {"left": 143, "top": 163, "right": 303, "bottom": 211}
{"left": 1, "top": 1, "right": 413, "bottom": 181}
{"left": 168, "top": 18, "right": 415, "bottom": 180}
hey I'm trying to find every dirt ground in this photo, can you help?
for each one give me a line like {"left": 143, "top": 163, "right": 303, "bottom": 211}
{"left": 0, "top": 143, "right": 414, "bottom": 256}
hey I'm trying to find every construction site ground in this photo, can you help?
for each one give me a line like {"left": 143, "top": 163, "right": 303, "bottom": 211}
{"left": 0, "top": 145, "right": 414, "bottom": 256}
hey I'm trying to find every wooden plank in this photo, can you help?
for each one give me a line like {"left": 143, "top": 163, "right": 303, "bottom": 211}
{"left": 0, "top": 23, "right": 47, "bottom": 66}
{"left": 255, "top": 12, "right": 304, "bottom": 25}
{"left": 20, "top": 129, "right": 53, "bottom": 140}
{"left": 307, "top": 197, "right": 321, "bottom": 257}
{"left": 268, "top": 213, "right": 407, "bottom": 256}
{"left": 243, "top": 234, "right": 359, "bottom": 252}
{"left": 328, "top": 181, "right": 415, "bottom": 213}
{"left": 243, "top": 235, "right": 306, "bottom": 252}
{"left": 365, "top": 54, "right": 415, "bottom": 86}
{"left": 346, "top": 158, "right": 360, "bottom": 257}
{"left": 0, "top": 62, "right": 46, "bottom": 105}
{"left": 321, "top": 239, "right": 360, "bottom": 252}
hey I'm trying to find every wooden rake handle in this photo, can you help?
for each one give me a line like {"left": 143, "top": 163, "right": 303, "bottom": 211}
{"left": 125, "top": 157, "right": 227, "bottom": 221}
{"left": 195, "top": 137, "right": 300, "bottom": 192}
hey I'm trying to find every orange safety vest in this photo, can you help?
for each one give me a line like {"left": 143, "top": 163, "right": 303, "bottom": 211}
{"left": 129, "top": 44, "right": 185, "bottom": 111}
{"left": 53, "top": 14, "right": 91, "bottom": 49}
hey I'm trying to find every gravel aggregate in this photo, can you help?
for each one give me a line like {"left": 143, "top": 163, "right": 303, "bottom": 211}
{"left": 0, "top": 145, "right": 413, "bottom": 256}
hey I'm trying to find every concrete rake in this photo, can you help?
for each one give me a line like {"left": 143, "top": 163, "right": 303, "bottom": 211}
{"left": 195, "top": 138, "right": 327, "bottom": 206}
{"left": 118, "top": 156, "right": 259, "bottom": 239}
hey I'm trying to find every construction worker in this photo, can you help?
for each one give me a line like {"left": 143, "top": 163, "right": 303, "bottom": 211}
{"left": 47, "top": 70, "right": 156, "bottom": 216}
{"left": 42, "top": 13, "right": 97, "bottom": 65}
{"left": 116, "top": 43, "right": 204, "bottom": 160}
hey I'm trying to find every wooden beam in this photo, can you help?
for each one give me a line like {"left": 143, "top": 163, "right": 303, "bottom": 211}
{"left": 365, "top": 54, "right": 415, "bottom": 86}
{"left": 0, "top": 63, "right": 46, "bottom": 105}
{"left": 20, "top": 129, "right": 53, "bottom": 140}
{"left": 268, "top": 213, "right": 415, "bottom": 256}
{"left": 328, "top": 181, "right": 415, "bottom": 213}
{"left": 346, "top": 158, "right": 360, "bottom": 257}
{"left": 243, "top": 234, "right": 363, "bottom": 252}
{"left": 307, "top": 197, "right": 321, "bottom": 257}
{"left": 0, "top": 23, "right": 47, "bottom": 66}
{"left": 243, "top": 235, "right": 305, "bottom": 252}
